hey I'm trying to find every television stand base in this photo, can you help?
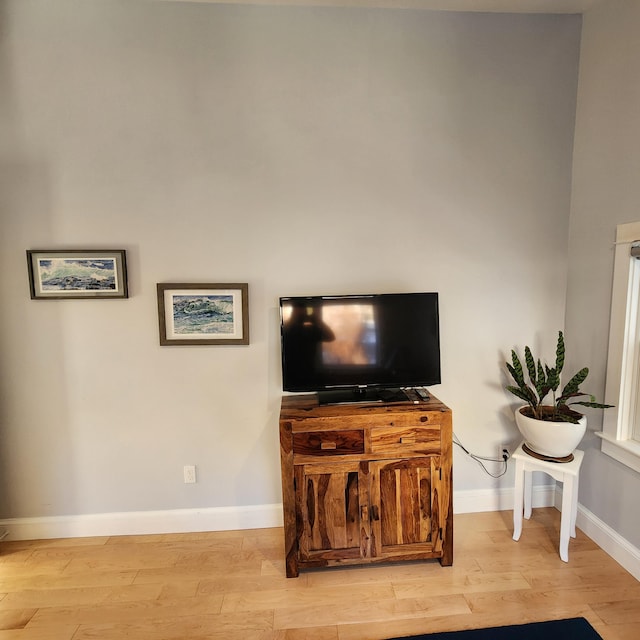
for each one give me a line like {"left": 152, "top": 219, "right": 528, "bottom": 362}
{"left": 317, "top": 387, "right": 405, "bottom": 405}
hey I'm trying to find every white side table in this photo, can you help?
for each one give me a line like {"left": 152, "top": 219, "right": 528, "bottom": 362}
{"left": 512, "top": 442, "right": 584, "bottom": 562}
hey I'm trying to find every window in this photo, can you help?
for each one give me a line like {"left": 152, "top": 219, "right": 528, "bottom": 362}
{"left": 599, "top": 221, "right": 640, "bottom": 473}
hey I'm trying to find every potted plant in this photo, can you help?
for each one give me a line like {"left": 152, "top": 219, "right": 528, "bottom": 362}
{"left": 505, "top": 331, "right": 613, "bottom": 461}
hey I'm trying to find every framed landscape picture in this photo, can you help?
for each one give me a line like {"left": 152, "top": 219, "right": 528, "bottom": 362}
{"left": 27, "top": 249, "right": 128, "bottom": 299}
{"left": 157, "top": 283, "right": 249, "bottom": 346}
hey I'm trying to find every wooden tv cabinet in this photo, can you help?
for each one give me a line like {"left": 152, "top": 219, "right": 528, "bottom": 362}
{"left": 278, "top": 392, "right": 453, "bottom": 577}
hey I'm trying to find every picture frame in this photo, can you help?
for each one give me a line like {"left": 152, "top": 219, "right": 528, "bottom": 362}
{"left": 157, "top": 283, "right": 249, "bottom": 346}
{"left": 26, "top": 249, "right": 128, "bottom": 299}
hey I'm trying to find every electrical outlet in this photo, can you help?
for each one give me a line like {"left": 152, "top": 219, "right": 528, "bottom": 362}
{"left": 501, "top": 445, "right": 511, "bottom": 461}
{"left": 183, "top": 465, "right": 196, "bottom": 483}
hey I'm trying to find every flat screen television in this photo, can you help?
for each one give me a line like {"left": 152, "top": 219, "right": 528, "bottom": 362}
{"left": 279, "top": 292, "right": 441, "bottom": 404}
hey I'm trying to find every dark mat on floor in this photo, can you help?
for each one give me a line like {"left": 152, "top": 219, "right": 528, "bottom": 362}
{"left": 389, "top": 617, "right": 603, "bottom": 639}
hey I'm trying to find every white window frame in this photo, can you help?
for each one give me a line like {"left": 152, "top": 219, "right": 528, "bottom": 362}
{"left": 599, "top": 221, "right": 640, "bottom": 473}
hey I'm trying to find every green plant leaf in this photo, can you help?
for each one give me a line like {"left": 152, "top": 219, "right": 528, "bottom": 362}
{"left": 572, "top": 401, "right": 616, "bottom": 409}
{"left": 525, "top": 346, "right": 537, "bottom": 385}
{"left": 547, "top": 366, "right": 558, "bottom": 392}
{"left": 557, "top": 391, "right": 584, "bottom": 402}
{"left": 539, "top": 384, "right": 553, "bottom": 402}
{"left": 553, "top": 411, "right": 582, "bottom": 424}
{"left": 509, "top": 351, "right": 526, "bottom": 387}
{"left": 506, "top": 363, "right": 520, "bottom": 387}
{"left": 535, "top": 360, "right": 546, "bottom": 397}
{"left": 506, "top": 384, "right": 538, "bottom": 407}
{"left": 562, "top": 367, "right": 589, "bottom": 397}
{"left": 555, "top": 331, "right": 565, "bottom": 375}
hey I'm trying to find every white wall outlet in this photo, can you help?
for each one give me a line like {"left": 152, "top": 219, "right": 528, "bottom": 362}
{"left": 183, "top": 465, "right": 196, "bottom": 483}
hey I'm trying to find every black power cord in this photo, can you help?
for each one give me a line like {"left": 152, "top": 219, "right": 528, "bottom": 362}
{"left": 453, "top": 432, "right": 510, "bottom": 478}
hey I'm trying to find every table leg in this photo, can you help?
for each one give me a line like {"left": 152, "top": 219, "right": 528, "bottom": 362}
{"left": 559, "top": 476, "right": 574, "bottom": 562}
{"left": 570, "top": 475, "right": 579, "bottom": 538}
{"left": 513, "top": 458, "right": 524, "bottom": 541}
{"left": 523, "top": 469, "right": 533, "bottom": 519}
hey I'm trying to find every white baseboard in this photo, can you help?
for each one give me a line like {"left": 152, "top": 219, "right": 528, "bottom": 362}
{"left": 0, "top": 488, "right": 551, "bottom": 542}
{"left": 0, "top": 487, "right": 560, "bottom": 540}
{"left": 573, "top": 499, "right": 640, "bottom": 581}
{"left": 453, "top": 484, "right": 556, "bottom": 514}
{"left": 0, "top": 503, "right": 283, "bottom": 541}
{"left": 550, "top": 487, "right": 640, "bottom": 581}
{"left": 2, "top": 489, "right": 638, "bottom": 583}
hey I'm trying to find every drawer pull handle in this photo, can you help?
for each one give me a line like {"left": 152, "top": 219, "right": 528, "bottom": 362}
{"left": 321, "top": 442, "right": 337, "bottom": 450}
{"left": 400, "top": 437, "right": 415, "bottom": 444}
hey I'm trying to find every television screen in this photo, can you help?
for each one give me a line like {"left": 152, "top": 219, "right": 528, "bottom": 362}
{"left": 279, "top": 292, "right": 440, "bottom": 403}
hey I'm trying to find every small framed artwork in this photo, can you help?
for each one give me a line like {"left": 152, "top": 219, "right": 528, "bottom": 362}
{"left": 26, "top": 249, "right": 128, "bottom": 299}
{"left": 157, "top": 283, "right": 249, "bottom": 346}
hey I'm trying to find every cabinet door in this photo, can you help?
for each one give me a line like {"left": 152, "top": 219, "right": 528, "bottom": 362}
{"left": 295, "top": 461, "right": 367, "bottom": 563}
{"left": 369, "top": 457, "right": 443, "bottom": 559}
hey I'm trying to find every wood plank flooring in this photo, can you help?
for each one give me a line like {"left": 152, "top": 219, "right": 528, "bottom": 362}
{"left": 1, "top": 509, "right": 639, "bottom": 639}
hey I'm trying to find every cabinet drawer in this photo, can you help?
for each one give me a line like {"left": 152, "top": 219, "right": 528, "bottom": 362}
{"left": 293, "top": 430, "right": 364, "bottom": 456}
{"left": 374, "top": 412, "right": 442, "bottom": 429}
{"left": 370, "top": 427, "right": 441, "bottom": 456}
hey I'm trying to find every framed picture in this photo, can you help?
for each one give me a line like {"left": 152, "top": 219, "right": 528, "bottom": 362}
{"left": 157, "top": 283, "right": 249, "bottom": 346}
{"left": 26, "top": 249, "right": 128, "bottom": 299}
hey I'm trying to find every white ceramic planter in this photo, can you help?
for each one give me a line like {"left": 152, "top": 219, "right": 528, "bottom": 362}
{"left": 515, "top": 406, "right": 587, "bottom": 459}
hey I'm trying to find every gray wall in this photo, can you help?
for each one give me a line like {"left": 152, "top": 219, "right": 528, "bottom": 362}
{"left": 0, "top": 0, "right": 581, "bottom": 519}
{"left": 566, "top": 0, "right": 640, "bottom": 548}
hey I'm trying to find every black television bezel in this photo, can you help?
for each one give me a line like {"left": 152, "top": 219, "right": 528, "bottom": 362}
{"left": 278, "top": 292, "right": 441, "bottom": 401}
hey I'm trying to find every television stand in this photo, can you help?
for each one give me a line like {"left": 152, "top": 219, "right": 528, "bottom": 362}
{"left": 278, "top": 392, "right": 453, "bottom": 577}
{"left": 317, "top": 387, "right": 405, "bottom": 405}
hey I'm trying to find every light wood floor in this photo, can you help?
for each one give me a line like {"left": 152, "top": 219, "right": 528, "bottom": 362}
{"left": 1, "top": 509, "right": 639, "bottom": 640}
